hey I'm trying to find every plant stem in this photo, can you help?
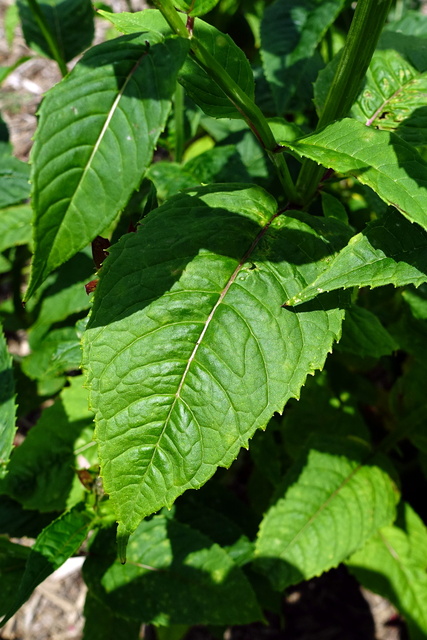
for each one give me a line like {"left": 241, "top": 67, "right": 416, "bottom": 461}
{"left": 174, "top": 82, "right": 185, "bottom": 163}
{"left": 26, "top": 0, "right": 68, "bottom": 77}
{"left": 296, "top": 0, "right": 393, "bottom": 204}
{"left": 152, "top": 0, "right": 299, "bottom": 204}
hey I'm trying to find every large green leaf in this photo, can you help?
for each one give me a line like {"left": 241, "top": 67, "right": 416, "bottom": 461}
{"left": 83, "top": 514, "right": 263, "bottom": 625}
{"left": 102, "top": 10, "right": 255, "bottom": 120}
{"left": 1, "top": 503, "right": 93, "bottom": 625}
{"left": 347, "top": 503, "right": 427, "bottom": 640}
{"left": 285, "top": 209, "right": 427, "bottom": 306}
{"left": 17, "top": 0, "right": 94, "bottom": 63}
{"left": 26, "top": 33, "right": 190, "bottom": 299}
{"left": 254, "top": 437, "right": 399, "bottom": 591}
{"left": 0, "top": 378, "right": 94, "bottom": 511}
{"left": 286, "top": 119, "right": 427, "bottom": 230}
{"left": 380, "top": 11, "right": 427, "bottom": 73}
{"left": 260, "top": 0, "right": 345, "bottom": 113}
{"left": 0, "top": 324, "right": 16, "bottom": 479}
{"left": 83, "top": 185, "right": 349, "bottom": 535}
{"left": 352, "top": 50, "right": 427, "bottom": 146}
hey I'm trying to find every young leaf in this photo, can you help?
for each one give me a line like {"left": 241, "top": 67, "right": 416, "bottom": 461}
{"left": 337, "top": 305, "right": 398, "bottom": 358}
{"left": 102, "top": 10, "right": 255, "bottom": 120}
{"left": 254, "top": 437, "right": 399, "bottom": 591}
{"left": 286, "top": 119, "right": 427, "bottom": 230}
{"left": 261, "top": 0, "right": 345, "bottom": 113}
{"left": 0, "top": 324, "right": 16, "bottom": 479}
{"left": 352, "top": 50, "right": 427, "bottom": 145}
{"left": 17, "top": 0, "right": 94, "bottom": 63}
{"left": 286, "top": 209, "right": 427, "bottom": 306}
{"left": 26, "top": 33, "right": 190, "bottom": 299}
{"left": 84, "top": 515, "right": 263, "bottom": 625}
{"left": 1, "top": 502, "right": 93, "bottom": 625}
{"left": 347, "top": 503, "right": 427, "bottom": 640}
{"left": 83, "top": 185, "right": 350, "bottom": 535}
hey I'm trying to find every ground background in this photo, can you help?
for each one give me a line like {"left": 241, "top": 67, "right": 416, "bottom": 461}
{"left": 0, "top": 1, "right": 413, "bottom": 638}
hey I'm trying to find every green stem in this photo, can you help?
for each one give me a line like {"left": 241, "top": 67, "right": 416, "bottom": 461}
{"left": 152, "top": 0, "right": 299, "bottom": 204}
{"left": 296, "top": 0, "right": 393, "bottom": 204}
{"left": 174, "top": 82, "right": 185, "bottom": 163}
{"left": 26, "top": 0, "right": 68, "bottom": 77}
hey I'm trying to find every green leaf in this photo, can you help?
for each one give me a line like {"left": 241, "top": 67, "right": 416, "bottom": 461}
{"left": 287, "top": 119, "right": 427, "bottom": 230}
{"left": 337, "top": 304, "right": 398, "bottom": 358}
{"left": 147, "top": 146, "right": 252, "bottom": 201}
{"left": 26, "top": 33, "right": 190, "bottom": 299}
{"left": 320, "top": 191, "right": 348, "bottom": 224}
{"left": 83, "top": 185, "right": 349, "bottom": 535}
{"left": 0, "top": 539, "right": 30, "bottom": 617}
{"left": 0, "top": 324, "right": 16, "bottom": 479}
{"left": 0, "top": 57, "right": 31, "bottom": 85}
{"left": 173, "top": 0, "right": 220, "bottom": 17}
{"left": 0, "top": 497, "right": 55, "bottom": 537}
{"left": 0, "top": 155, "right": 30, "bottom": 208}
{"left": 84, "top": 515, "right": 263, "bottom": 625}
{"left": 254, "top": 437, "right": 399, "bottom": 591}
{"left": 1, "top": 502, "right": 93, "bottom": 625}
{"left": 17, "top": 0, "right": 94, "bottom": 63}
{"left": 285, "top": 209, "right": 427, "bottom": 306}
{"left": 0, "top": 204, "right": 32, "bottom": 252}
{"left": 352, "top": 50, "right": 427, "bottom": 146}
{"left": 101, "top": 10, "right": 255, "bottom": 120}
{"left": 82, "top": 591, "right": 141, "bottom": 640}
{"left": 347, "top": 503, "right": 427, "bottom": 640}
{"left": 381, "top": 11, "right": 427, "bottom": 73}
{"left": 260, "top": 0, "right": 345, "bottom": 113}
{"left": 22, "top": 327, "right": 81, "bottom": 382}
{"left": 0, "top": 378, "right": 94, "bottom": 511}
{"left": 281, "top": 373, "right": 370, "bottom": 460}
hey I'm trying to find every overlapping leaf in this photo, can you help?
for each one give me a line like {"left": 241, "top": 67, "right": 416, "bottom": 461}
{"left": 174, "top": 0, "right": 220, "bottom": 17}
{"left": 261, "top": 0, "right": 345, "bottom": 113}
{"left": 0, "top": 379, "right": 94, "bottom": 511}
{"left": 347, "top": 503, "right": 427, "bottom": 640}
{"left": 337, "top": 305, "right": 398, "bottom": 358}
{"left": 26, "top": 33, "right": 190, "bottom": 298}
{"left": 0, "top": 325, "right": 16, "bottom": 479}
{"left": 286, "top": 119, "right": 427, "bottom": 230}
{"left": 84, "top": 515, "right": 262, "bottom": 625}
{"left": 1, "top": 503, "right": 93, "bottom": 625}
{"left": 82, "top": 592, "right": 141, "bottom": 640}
{"left": 255, "top": 437, "right": 399, "bottom": 590}
{"left": 0, "top": 205, "right": 32, "bottom": 251}
{"left": 0, "top": 155, "right": 30, "bottom": 208}
{"left": 285, "top": 209, "right": 427, "bottom": 306}
{"left": 102, "top": 10, "right": 255, "bottom": 119}
{"left": 352, "top": 50, "right": 427, "bottom": 145}
{"left": 0, "top": 539, "right": 30, "bottom": 617}
{"left": 17, "top": 0, "right": 94, "bottom": 62}
{"left": 83, "top": 185, "right": 350, "bottom": 535}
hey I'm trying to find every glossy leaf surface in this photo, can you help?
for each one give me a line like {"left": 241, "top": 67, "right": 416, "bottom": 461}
{"left": 83, "top": 185, "right": 348, "bottom": 535}
{"left": 27, "top": 33, "right": 189, "bottom": 298}
{"left": 255, "top": 437, "right": 398, "bottom": 590}
{"left": 287, "top": 119, "right": 427, "bottom": 230}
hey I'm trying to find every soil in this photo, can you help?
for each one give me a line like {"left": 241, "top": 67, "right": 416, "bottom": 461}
{"left": 0, "top": 2, "right": 411, "bottom": 639}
